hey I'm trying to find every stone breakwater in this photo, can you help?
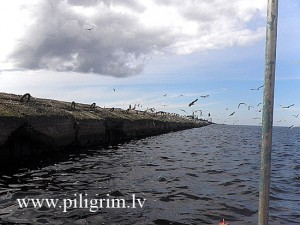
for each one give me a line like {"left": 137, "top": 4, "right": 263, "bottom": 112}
{"left": 0, "top": 92, "right": 211, "bottom": 160}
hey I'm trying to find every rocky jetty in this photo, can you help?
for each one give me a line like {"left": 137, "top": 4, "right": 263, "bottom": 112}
{"left": 0, "top": 92, "right": 211, "bottom": 160}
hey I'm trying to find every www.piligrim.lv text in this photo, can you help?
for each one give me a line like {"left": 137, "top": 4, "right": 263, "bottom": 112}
{"left": 17, "top": 194, "right": 146, "bottom": 212}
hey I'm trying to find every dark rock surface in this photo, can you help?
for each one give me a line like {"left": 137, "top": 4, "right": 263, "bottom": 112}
{"left": 0, "top": 92, "right": 211, "bottom": 160}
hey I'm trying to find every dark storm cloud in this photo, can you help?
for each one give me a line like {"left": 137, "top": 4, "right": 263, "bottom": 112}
{"left": 9, "top": 0, "right": 266, "bottom": 77}
{"left": 10, "top": 0, "right": 166, "bottom": 77}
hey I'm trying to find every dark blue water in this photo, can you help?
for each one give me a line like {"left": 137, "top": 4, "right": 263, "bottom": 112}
{"left": 0, "top": 125, "right": 299, "bottom": 225}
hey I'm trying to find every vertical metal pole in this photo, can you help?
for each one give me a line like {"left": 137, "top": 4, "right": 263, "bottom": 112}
{"left": 259, "top": 0, "right": 278, "bottom": 225}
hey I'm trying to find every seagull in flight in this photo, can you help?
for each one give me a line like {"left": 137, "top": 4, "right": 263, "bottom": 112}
{"left": 229, "top": 111, "right": 235, "bottom": 116}
{"left": 248, "top": 106, "right": 254, "bottom": 110}
{"left": 288, "top": 125, "right": 294, "bottom": 129}
{"left": 86, "top": 27, "right": 94, "bottom": 31}
{"left": 280, "top": 104, "right": 294, "bottom": 108}
{"left": 292, "top": 114, "right": 299, "bottom": 118}
{"left": 238, "top": 103, "right": 247, "bottom": 109}
{"left": 257, "top": 103, "right": 262, "bottom": 107}
{"left": 200, "top": 95, "right": 209, "bottom": 98}
{"left": 188, "top": 99, "right": 198, "bottom": 107}
{"left": 277, "top": 119, "right": 286, "bottom": 123}
{"left": 180, "top": 109, "right": 187, "bottom": 113}
{"left": 179, "top": 94, "right": 184, "bottom": 97}
{"left": 113, "top": 88, "right": 116, "bottom": 92}
{"left": 251, "top": 85, "right": 264, "bottom": 91}
{"left": 163, "top": 94, "right": 167, "bottom": 97}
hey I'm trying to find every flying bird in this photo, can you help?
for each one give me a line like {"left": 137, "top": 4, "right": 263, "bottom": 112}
{"left": 292, "top": 114, "right": 299, "bottom": 118}
{"left": 288, "top": 125, "right": 294, "bottom": 129}
{"left": 248, "top": 106, "right": 254, "bottom": 110}
{"left": 200, "top": 95, "right": 209, "bottom": 98}
{"left": 179, "top": 94, "right": 184, "bottom": 97}
{"left": 180, "top": 109, "right": 187, "bottom": 113}
{"left": 229, "top": 111, "right": 235, "bottom": 116}
{"left": 113, "top": 88, "right": 116, "bottom": 92}
{"left": 238, "top": 103, "right": 247, "bottom": 109}
{"left": 188, "top": 99, "right": 198, "bottom": 107}
{"left": 86, "top": 27, "right": 94, "bottom": 31}
{"left": 257, "top": 103, "right": 262, "bottom": 107}
{"left": 251, "top": 85, "right": 264, "bottom": 91}
{"left": 277, "top": 119, "right": 286, "bottom": 123}
{"left": 280, "top": 104, "right": 294, "bottom": 108}
{"left": 163, "top": 94, "right": 167, "bottom": 97}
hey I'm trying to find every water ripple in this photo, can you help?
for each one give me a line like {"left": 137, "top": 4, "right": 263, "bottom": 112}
{"left": 0, "top": 125, "right": 299, "bottom": 224}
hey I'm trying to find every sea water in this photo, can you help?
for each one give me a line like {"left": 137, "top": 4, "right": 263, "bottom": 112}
{"left": 0, "top": 125, "right": 299, "bottom": 224}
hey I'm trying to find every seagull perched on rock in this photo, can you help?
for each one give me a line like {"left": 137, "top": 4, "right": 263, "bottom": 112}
{"left": 90, "top": 103, "right": 96, "bottom": 109}
{"left": 188, "top": 99, "right": 198, "bottom": 107}
{"left": 20, "top": 93, "right": 31, "bottom": 103}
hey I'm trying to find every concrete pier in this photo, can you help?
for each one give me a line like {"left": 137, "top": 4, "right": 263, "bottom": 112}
{"left": 0, "top": 92, "right": 211, "bottom": 160}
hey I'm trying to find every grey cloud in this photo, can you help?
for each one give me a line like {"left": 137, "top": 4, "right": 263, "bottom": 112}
{"left": 67, "top": 0, "right": 100, "bottom": 7}
{"left": 10, "top": 0, "right": 266, "bottom": 77}
{"left": 10, "top": 0, "right": 165, "bottom": 77}
{"left": 67, "top": 0, "right": 145, "bottom": 12}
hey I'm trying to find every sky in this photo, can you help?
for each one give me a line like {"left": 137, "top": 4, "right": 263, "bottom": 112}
{"left": 0, "top": 0, "right": 299, "bottom": 126}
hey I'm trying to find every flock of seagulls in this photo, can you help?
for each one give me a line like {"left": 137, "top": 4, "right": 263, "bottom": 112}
{"left": 18, "top": 81, "right": 298, "bottom": 128}
{"left": 21, "top": 25, "right": 294, "bottom": 128}
{"left": 147, "top": 86, "right": 297, "bottom": 127}
{"left": 155, "top": 84, "right": 298, "bottom": 128}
